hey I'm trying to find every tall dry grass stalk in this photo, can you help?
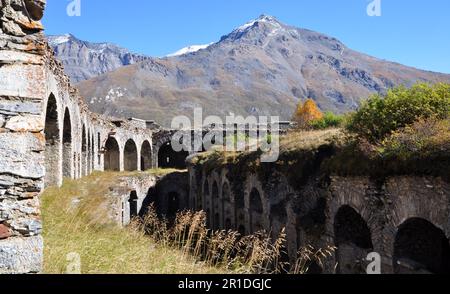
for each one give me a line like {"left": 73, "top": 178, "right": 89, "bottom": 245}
{"left": 138, "top": 206, "right": 336, "bottom": 274}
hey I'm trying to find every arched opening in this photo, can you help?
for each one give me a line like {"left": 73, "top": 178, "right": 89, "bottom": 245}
{"left": 203, "top": 179, "right": 210, "bottom": 226}
{"left": 212, "top": 181, "right": 219, "bottom": 229}
{"left": 104, "top": 137, "right": 120, "bottom": 171}
{"left": 222, "top": 183, "right": 233, "bottom": 229}
{"left": 44, "top": 94, "right": 60, "bottom": 187}
{"left": 249, "top": 188, "right": 264, "bottom": 233}
{"left": 87, "top": 129, "right": 91, "bottom": 174}
{"left": 81, "top": 125, "right": 87, "bottom": 176}
{"left": 91, "top": 133, "right": 95, "bottom": 171}
{"left": 157, "top": 141, "right": 189, "bottom": 169}
{"left": 129, "top": 191, "right": 139, "bottom": 220}
{"left": 62, "top": 108, "right": 72, "bottom": 179}
{"left": 167, "top": 191, "right": 180, "bottom": 219}
{"left": 141, "top": 140, "right": 152, "bottom": 171}
{"left": 235, "top": 194, "right": 245, "bottom": 235}
{"left": 334, "top": 205, "right": 373, "bottom": 274}
{"left": 124, "top": 139, "right": 138, "bottom": 171}
{"left": 394, "top": 218, "right": 450, "bottom": 274}
{"left": 97, "top": 133, "right": 101, "bottom": 165}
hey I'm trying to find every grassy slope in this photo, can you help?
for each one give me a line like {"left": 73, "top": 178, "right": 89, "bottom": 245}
{"left": 41, "top": 171, "right": 224, "bottom": 274}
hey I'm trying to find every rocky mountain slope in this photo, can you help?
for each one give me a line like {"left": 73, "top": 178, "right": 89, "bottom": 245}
{"left": 47, "top": 34, "right": 149, "bottom": 83}
{"left": 71, "top": 15, "right": 450, "bottom": 126}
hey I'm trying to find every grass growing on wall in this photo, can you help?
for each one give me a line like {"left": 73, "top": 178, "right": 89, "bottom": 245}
{"left": 41, "top": 171, "right": 223, "bottom": 274}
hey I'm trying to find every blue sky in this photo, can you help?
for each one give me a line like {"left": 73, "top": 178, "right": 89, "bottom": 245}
{"left": 43, "top": 0, "right": 450, "bottom": 74}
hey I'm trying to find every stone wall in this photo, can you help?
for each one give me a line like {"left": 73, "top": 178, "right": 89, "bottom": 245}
{"left": 188, "top": 161, "right": 450, "bottom": 274}
{"left": 0, "top": 0, "right": 154, "bottom": 273}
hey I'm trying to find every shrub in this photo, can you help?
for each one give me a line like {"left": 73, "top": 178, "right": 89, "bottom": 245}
{"left": 310, "top": 111, "right": 345, "bottom": 130}
{"left": 346, "top": 83, "right": 450, "bottom": 142}
{"left": 293, "top": 99, "right": 323, "bottom": 129}
{"left": 380, "top": 117, "right": 450, "bottom": 159}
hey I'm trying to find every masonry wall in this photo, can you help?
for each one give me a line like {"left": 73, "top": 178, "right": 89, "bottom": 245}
{"left": 0, "top": 0, "right": 154, "bottom": 273}
{"left": 188, "top": 162, "right": 450, "bottom": 274}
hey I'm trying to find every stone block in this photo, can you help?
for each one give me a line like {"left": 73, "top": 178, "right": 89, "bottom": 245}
{"left": 0, "top": 236, "right": 43, "bottom": 274}
{"left": 0, "top": 63, "right": 45, "bottom": 99}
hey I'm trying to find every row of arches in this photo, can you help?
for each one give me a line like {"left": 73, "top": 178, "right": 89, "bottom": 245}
{"left": 193, "top": 172, "right": 450, "bottom": 274}
{"left": 334, "top": 205, "right": 450, "bottom": 274}
{"left": 200, "top": 178, "right": 265, "bottom": 236}
{"left": 43, "top": 93, "right": 154, "bottom": 187}
{"left": 103, "top": 137, "right": 153, "bottom": 172}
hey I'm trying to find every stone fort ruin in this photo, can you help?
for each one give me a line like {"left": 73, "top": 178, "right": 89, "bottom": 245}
{"left": 1, "top": 0, "right": 449, "bottom": 274}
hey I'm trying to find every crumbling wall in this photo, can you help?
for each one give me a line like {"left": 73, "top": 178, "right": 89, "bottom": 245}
{"left": 188, "top": 159, "right": 450, "bottom": 274}
{"left": 0, "top": 0, "right": 154, "bottom": 273}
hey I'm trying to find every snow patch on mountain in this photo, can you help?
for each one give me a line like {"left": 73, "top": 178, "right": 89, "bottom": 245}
{"left": 166, "top": 43, "right": 214, "bottom": 57}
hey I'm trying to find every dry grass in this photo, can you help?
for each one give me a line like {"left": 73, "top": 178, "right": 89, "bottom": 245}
{"left": 42, "top": 170, "right": 335, "bottom": 274}
{"left": 279, "top": 128, "right": 342, "bottom": 152}
{"left": 139, "top": 207, "right": 335, "bottom": 274}
{"left": 41, "top": 172, "right": 224, "bottom": 274}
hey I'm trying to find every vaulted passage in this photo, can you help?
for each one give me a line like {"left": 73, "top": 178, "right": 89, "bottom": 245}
{"left": 104, "top": 137, "right": 120, "bottom": 171}
{"left": 334, "top": 205, "right": 373, "bottom": 274}
{"left": 141, "top": 140, "right": 152, "bottom": 171}
{"left": 158, "top": 142, "right": 189, "bottom": 169}
{"left": 124, "top": 139, "right": 138, "bottom": 171}
{"left": 249, "top": 188, "right": 264, "bottom": 233}
{"left": 44, "top": 94, "right": 60, "bottom": 187}
{"left": 394, "top": 218, "right": 450, "bottom": 274}
{"left": 81, "top": 125, "right": 87, "bottom": 176}
{"left": 62, "top": 108, "right": 72, "bottom": 178}
{"left": 235, "top": 194, "right": 246, "bottom": 236}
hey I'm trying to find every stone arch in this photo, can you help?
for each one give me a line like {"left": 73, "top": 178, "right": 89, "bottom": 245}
{"left": 44, "top": 93, "right": 60, "bottom": 187}
{"left": 62, "top": 108, "right": 72, "bottom": 178}
{"left": 212, "top": 180, "right": 220, "bottom": 230}
{"left": 235, "top": 193, "right": 246, "bottom": 236}
{"left": 203, "top": 178, "right": 211, "bottom": 227}
{"left": 87, "top": 129, "right": 91, "bottom": 174}
{"left": 222, "top": 182, "right": 233, "bottom": 230}
{"left": 104, "top": 137, "right": 120, "bottom": 171}
{"left": 124, "top": 139, "right": 138, "bottom": 171}
{"left": 334, "top": 205, "right": 373, "bottom": 274}
{"left": 157, "top": 141, "right": 189, "bottom": 169}
{"left": 249, "top": 188, "right": 264, "bottom": 233}
{"left": 91, "top": 132, "right": 95, "bottom": 171}
{"left": 81, "top": 124, "right": 87, "bottom": 176}
{"left": 393, "top": 218, "right": 450, "bottom": 274}
{"left": 140, "top": 140, "right": 152, "bottom": 171}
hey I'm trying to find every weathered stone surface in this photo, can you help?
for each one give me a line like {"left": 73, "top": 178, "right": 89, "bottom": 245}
{"left": 0, "top": 99, "right": 42, "bottom": 115}
{"left": 4, "top": 114, "right": 43, "bottom": 132}
{"left": 0, "top": 132, "right": 45, "bottom": 179}
{"left": 0, "top": 50, "right": 42, "bottom": 65}
{"left": 0, "top": 236, "right": 43, "bottom": 274}
{"left": 0, "top": 63, "right": 45, "bottom": 99}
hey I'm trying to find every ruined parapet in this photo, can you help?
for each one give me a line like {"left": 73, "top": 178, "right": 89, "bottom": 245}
{"left": 0, "top": 0, "right": 47, "bottom": 274}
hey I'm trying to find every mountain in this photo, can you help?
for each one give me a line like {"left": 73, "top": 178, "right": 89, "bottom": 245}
{"left": 167, "top": 43, "right": 214, "bottom": 57}
{"left": 74, "top": 15, "right": 450, "bottom": 126}
{"left": 47, "top": 34, "right": 149, "bottom": 83}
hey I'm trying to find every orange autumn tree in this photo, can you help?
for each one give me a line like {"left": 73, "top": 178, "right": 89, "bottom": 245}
{"left": 293, "top": 99, "right": 324, "bottom": 129}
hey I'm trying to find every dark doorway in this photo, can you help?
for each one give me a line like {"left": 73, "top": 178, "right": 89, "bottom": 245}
{"left": 104, "top": 137, "right": 120, "bottom": 171}
{"left": 394, "top": 218, "right": 450, "bottom": 274}
{"left": 141, "top": 140, "right": 152, "bottom": 171}
{"left": 124, "top": 139, "right": 138, "bottom": 171}
{"left": 129, "top": 191, "right": 139, "bottom": 220}
{"left": 249, "top": 188, "right": 263, "bottom": 233}
{"left": 44, "top": 94, "right": 60, "bottom": 187}
{"left": 62, "top": 108, "right": 72, "bottom": 178}
{"left": 334, "top": 205, "right": 373, "bottom": 274}
{"left": 158, "top": 142, "right": 189, "bottom": 169}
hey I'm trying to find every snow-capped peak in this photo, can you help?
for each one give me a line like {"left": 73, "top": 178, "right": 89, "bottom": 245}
{"left": 47, "top": 34, "right": 73, "bottom": 46}
{"left": 235, "top": 14, "right": 282, "bottom": 33}
{"left": 166, "top": 43, "right": 214, "bottom": 57}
